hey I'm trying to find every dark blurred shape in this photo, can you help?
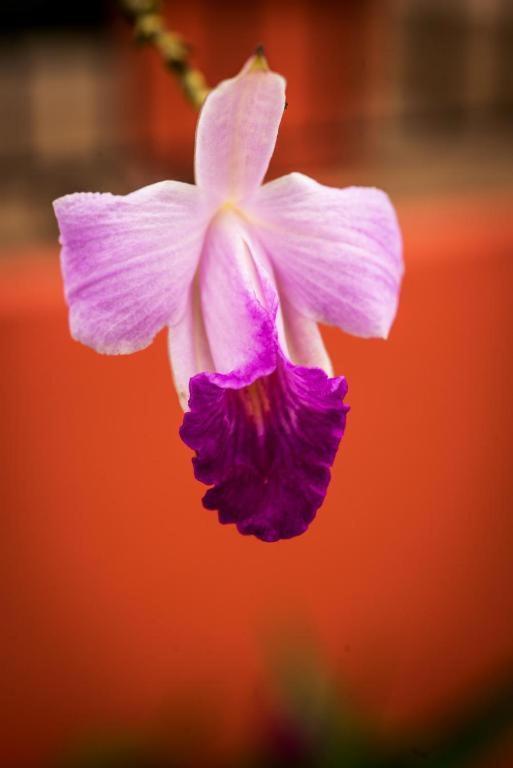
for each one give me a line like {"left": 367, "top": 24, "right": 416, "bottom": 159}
{"left": 402, "top": 3, "right": 469, "bottom": 132}
{"left": 1, "top": 0, "right": 512, "bottom": 246}
{"left": 495, "top": 1, "right": 513, "bottom": 120}
{"left": 253, "top": 640, "right": 513, "bottom": 768}
{"left": 58, "top": 733, "right": 156, "bottom": 768}
{"left": 0, "top": 0, "right": 107, "bottom": 31}
{"left": 54, "top": 656, "right": 513, "bottom": 767}
{"left": 401, "top": 0, "right": 513, "bottom": 134}
{"left": 403, "top": 677, "right": 513, "bottom": 768}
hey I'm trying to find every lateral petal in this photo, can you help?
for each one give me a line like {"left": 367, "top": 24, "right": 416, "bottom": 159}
{"left": 248, "top": 172, "right": 403, "bottom": 339}
{"left": 194, "top": 56, "right": 286, "bottom": 204}
{"left": 54, "top": 181, "right": 207, "bottom": 355}
{"left": 168, "top": 279, "right": 215, "bottom": 411}
{"left": 280, "top": 297, "right": 334, "bottom": 377}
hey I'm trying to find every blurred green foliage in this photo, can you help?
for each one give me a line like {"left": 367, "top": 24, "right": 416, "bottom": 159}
{"left": 56, "top": 643, "right": 513, "bottom": 768}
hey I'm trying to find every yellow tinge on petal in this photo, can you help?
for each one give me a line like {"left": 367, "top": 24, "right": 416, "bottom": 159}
{"left": 246, "top": 46, "right": 270, "bottom": 73}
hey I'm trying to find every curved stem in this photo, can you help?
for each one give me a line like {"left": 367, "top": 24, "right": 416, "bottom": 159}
{"left": 119, "top": 0, "right": 210, "bottom": 109}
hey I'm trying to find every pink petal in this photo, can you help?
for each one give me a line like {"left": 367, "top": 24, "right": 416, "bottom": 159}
{"left": 248, "top": 172, "right": 403, "bottom": 339}
{"left": 280, "top": 297, "right": 333, "bottom": 376}
{"left": 54, "top": 181, "right": 208, "bottom": 355}
{"left": 197, "top": 211, "right": 277, "bottom": 387}
{"left": 168, "top": 211, "right": 281, "bottom": 411}
{"left": 246, "top": 234, "right": 333, "bottom": 375}
{"left": 194, "top": 56, "right": 286, "bottom": 205}
{"left": 168, "top": 281, "right": 214, "bottom": 411}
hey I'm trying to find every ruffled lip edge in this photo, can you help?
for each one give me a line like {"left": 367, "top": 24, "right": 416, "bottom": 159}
{"left": 180, "top": 354, "right": 350, "bottom": 542}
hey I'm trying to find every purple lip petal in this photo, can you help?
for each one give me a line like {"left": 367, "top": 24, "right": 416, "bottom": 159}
{"left": 180, "top": 357, "right": 349, "bottom": 542}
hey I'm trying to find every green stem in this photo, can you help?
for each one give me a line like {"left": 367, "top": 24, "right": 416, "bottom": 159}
{"left": 119, "top": 0, "right": 209, "bottom": 109}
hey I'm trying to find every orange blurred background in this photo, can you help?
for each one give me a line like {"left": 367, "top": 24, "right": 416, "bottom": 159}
{"left": 1, "top": 1, "right": 513, "bottom": 765}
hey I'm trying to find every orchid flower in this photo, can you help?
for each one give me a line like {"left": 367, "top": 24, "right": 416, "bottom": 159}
{"left": 53, "top": 54, "right": 403, "bottom": 542}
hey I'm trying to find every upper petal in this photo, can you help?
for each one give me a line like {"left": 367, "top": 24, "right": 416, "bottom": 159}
{"left": 194, "top": 55, "right": 286, "bottom": 204}
{"left": 54, "top": 181, "right": 207, "bottom": 355}
{"left": 247, "top": 172, "right": 403, "bottom": 339}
